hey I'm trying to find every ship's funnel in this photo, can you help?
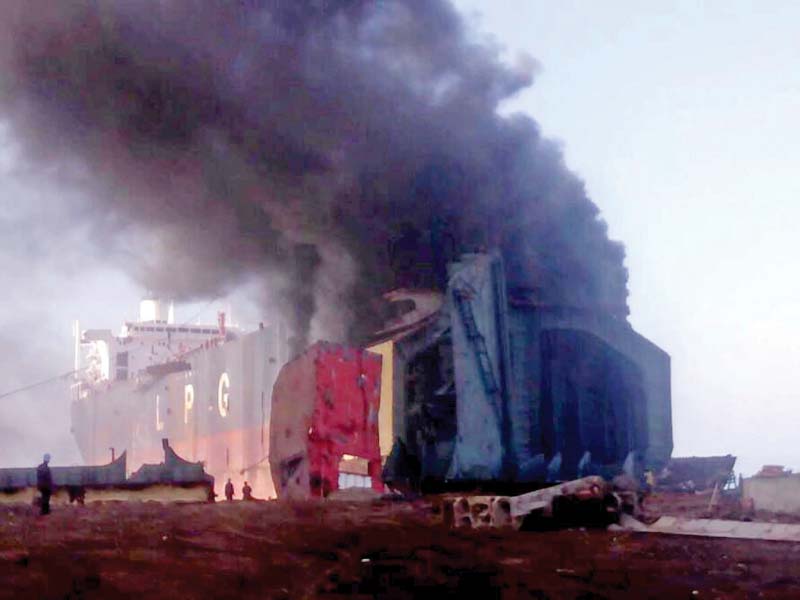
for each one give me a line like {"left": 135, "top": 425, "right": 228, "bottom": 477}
{"left": 139, "top": 299, "right": 163, "bottom": 323}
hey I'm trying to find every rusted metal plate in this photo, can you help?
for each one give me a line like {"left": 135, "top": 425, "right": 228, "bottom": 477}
{"left": 0, "top": 452, "right": 127, "bottom": 488}
{"left": 659, "top": 455, "right": 736, "bottom": 491}
{"left": 0, "top": 441, "right": 213, "bottom": 504}
{"left": 270, "top": 342, "right": 383, "bottom": 499}
{"left": 646, "top": 516, "right": 800, "bottom": 542}
{"left": 371, "top": 290, "right": 444, "bottom": 341}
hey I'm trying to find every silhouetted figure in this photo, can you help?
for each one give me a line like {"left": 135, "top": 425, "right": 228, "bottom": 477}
{"left": 224, "top": 478, "right": 234, "bottom": 501}
{"left": 36, "top": 453, "right": 53, "bottom": 516}
{"left": 242, "top": 481, "right": 253, "bottom": 501}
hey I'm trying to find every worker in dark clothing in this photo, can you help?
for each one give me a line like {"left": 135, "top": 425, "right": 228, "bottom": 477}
{"left": 242, "top": 481, "right": 253, "bottom": 501}
{"left": 224, "top": 478, "right": 234, "bottom": 501}
{"left": 36, "top": 453, "right": 53, "bottom": 516}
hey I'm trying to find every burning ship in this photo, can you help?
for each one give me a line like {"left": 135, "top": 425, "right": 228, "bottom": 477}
{"left": 10, "top": 1, "right": 674, "bottom": 498}
{"left": 71, "top": 252, "right": 673, "bottom": 499}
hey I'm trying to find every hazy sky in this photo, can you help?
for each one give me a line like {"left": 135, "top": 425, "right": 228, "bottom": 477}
{"left": 1, "top": 1, "right": 797, "bottom": 475}
{"left": 455, "top": 0, "right": 800, "bottom": 475}
{"left": 0, "top": 127, "right": 260, "bottom": 466}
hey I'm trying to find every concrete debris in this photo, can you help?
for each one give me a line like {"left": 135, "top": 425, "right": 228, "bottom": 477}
{"left": 444, "top": 476, "right": 621, "bottom": 530}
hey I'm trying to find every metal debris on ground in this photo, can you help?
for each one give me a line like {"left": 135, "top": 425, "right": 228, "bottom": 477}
{"left": 442, "top": 476, "right": 628, "bottom": 530}
{"left": 640, "top": 516, "right": 800, "bottom": 542}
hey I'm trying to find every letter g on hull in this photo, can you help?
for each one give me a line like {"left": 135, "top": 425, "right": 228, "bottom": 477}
{"left": 184, "top": 384, "right": 195, "bottom": 424}
{"left": 218, "top": 372, "right": 230, "bottom": 417}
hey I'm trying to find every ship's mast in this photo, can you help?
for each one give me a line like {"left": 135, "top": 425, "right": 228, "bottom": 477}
{"left": 73, "top": 319, "right": 81, "bottom": 376}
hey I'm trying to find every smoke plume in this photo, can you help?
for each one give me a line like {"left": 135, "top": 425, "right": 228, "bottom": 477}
{"left": 0, "top": 0, "right": 628, "bottom": 349}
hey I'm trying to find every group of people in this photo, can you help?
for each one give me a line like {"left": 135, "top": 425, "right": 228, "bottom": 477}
{"left": 223, "top": 478, "right": 254, "bottom": 501}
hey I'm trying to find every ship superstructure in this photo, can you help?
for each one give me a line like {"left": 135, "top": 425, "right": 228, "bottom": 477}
{"left": 75, "top": 299, "right": 231, "bottom": 387}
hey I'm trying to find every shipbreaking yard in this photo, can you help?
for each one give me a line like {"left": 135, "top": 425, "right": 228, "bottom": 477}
{"left": 3, "top": 1, "right": 800, "bottom": 598}
{"left": 3, "top": 253, "right": 800, "bottom": 598}
{"left": 3, "top": 489, "right": 800, "bottom": 600}
{"left": 4, "top": 453, "right": 800, "bottom": 599}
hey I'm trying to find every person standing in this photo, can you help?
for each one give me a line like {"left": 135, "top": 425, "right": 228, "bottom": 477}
{"left": 242, "top": 481, "right": 253, "bottom": 501}
{"left": 36, "top": 454, "right": 53, "bottom": 516}
{"left": 224, "top": 478, "right": 234, "bottom": 501}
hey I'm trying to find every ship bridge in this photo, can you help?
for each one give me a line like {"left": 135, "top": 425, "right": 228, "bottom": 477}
{"left": 75, "top": 299, "right": 233, "bottom": 387}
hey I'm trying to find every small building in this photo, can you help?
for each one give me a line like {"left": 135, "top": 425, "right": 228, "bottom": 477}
{"left": 743, "top": 467, "right": 800, "bottom": 515}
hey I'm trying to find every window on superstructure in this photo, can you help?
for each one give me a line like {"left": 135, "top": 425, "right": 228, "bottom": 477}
{"left": 115, "top": 354, "right": 128, "bottom": 382}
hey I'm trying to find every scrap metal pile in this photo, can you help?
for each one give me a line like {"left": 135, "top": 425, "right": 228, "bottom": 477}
{"left": 658, "top": 455, "right": 737, "bottom": 491}
{"left": 0, "top": 440, "right": 213, "bottom": 505}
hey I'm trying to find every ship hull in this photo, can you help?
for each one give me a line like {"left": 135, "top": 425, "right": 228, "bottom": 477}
{"left": 71, "top": 326, "right": 287, "bottom": 499}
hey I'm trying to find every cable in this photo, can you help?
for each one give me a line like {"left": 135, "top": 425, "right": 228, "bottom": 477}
{"left": 0, "top": 368, "right": 86, "bottom": 401}
{"left": 176, "top": 296, "right": 221, "bottom": 327}
{"left": 0, "top": 297, "right": 223, "bottom": 402}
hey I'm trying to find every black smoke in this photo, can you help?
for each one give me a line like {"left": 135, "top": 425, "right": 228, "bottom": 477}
{"left": 0, "top": 0, "right": 628, "bottom": 350}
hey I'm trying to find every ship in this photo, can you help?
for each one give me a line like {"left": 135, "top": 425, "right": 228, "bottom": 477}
{"left": 372, "top": 252, "right": 672, "bottom": 492}
{"left": 71, "top": 299, "right": 290, "bottom": 499}
{"left": 71, "top": 251, "right": 673, "bottom": 499}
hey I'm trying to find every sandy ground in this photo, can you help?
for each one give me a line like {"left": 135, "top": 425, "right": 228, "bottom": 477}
{"left": 1, "top": 494, "right": 800, "bottom": 599}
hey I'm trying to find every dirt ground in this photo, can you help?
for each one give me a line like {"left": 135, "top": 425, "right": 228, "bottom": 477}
{"left": 1, "top": 494, "right": 800, "bottom": 599}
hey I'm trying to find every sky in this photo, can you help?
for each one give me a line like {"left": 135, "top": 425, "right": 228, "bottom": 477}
{"left": 454, "top": 0, "right": 800, "bottom": 475}
{"left": 0, "top": 128, "right": 263, "bottom": 466}
{"left": 1, "top": 1, "right": 798, "bottom": 475}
